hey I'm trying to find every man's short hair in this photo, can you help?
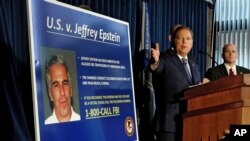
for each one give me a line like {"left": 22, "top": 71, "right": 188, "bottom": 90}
{"left": 45, "top": 55, "right": 71, "bottom": 90}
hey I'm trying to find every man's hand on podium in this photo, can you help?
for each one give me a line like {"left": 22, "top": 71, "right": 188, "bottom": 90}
{"left": 218, "top": 129, "right": 230, "bottom": 141}
{"left": 202, "top": 78, "right": 210, "bottom": 83}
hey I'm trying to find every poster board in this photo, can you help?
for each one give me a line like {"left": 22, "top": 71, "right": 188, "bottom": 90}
{"left": 27, "top": 0, "right": 138, "bottom": 141}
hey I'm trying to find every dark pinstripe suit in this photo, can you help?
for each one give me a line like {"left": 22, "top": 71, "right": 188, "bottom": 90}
{"left": 151, "top": 50, "right": 201, "bottom": 140}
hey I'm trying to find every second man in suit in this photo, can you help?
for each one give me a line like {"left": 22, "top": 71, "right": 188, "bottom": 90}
{"left": 203, "top": 43, "right": 250, "bottom": 82}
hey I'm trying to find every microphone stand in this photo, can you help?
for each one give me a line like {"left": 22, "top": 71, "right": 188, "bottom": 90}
{"left": 198, "top": 50, "right": 218, "bottom": 67}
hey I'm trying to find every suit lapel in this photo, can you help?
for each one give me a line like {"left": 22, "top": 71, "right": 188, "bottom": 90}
{"left": 189, "top": 60, "right": 199, "bottom": 84}
{"left": 169, "top": 53, "right": 193, "bottom": 85}
{"left": 220, "top": 65, "right": 228, "bottom": 76}
{"left": 236, "top": 66, "right": 243, "bottom": 75}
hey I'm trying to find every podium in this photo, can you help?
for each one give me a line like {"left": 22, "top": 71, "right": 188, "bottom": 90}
{"left": 182, "top": 74, "right": 250, "bottom": 141}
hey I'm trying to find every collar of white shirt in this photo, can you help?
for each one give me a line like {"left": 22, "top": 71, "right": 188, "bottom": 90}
{"left": 177, "top": 54, "right": 188, "bottom": 61}
{"left": 224, "top": 63, "right": 236, "bottom": 75}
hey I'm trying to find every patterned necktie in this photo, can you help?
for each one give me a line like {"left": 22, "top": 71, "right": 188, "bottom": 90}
{"left": 182, "top": 58, "right": 192, "bottom": 81}
{"left": 229, "top": 68, "right": 234, "bottom": 76}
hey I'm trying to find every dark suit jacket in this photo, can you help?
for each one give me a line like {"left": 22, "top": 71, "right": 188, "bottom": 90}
{"left": 151, "top": 50, "right": 201, "bottom": 132}
{"left": 205, "top": 64, "right": 250, "bottom": 81}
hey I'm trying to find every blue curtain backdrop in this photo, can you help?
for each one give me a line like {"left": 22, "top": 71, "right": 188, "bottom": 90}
{"left": 0, "top": 0, "right": 209, "bottom": 140}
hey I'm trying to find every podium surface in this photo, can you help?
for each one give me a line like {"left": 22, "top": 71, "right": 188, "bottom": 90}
{"left": 182, "top": 74, "right": 250, "bottom": 141}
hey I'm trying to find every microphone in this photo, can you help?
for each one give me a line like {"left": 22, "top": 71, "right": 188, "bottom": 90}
{"left": 198, "top": 50, "right": 218, "bottom": 66}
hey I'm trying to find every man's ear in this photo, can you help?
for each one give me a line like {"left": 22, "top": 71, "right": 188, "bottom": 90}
{"left": 71, "top": 87, "right": 73, "bottom": 97}
{"left": 221, "top": 53, "right": 224, "bottom": 59}
{"left": 168, "top": 35, "right": 172, "bottom": 42}
{"left": 49, "top": 90, "right": 53, "bottom": 101}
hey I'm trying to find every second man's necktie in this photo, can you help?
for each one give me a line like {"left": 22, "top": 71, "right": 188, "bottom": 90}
{"left": 229, "top": 68, "right": 234, "bottom": 76}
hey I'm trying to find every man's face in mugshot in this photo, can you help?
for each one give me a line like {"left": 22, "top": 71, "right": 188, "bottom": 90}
{"left": 49, "top": 64, "right": 72, "bottom": 119}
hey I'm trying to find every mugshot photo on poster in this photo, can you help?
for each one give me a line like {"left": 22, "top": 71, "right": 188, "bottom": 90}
{"left": 40, "top": 47, "right": 81, "bottom": 124}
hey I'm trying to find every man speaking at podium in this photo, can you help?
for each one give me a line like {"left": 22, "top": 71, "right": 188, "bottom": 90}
{"left": 150, "top": 26, "right": 201, "bottom": 141}
{"left": 203, "top": 43, "right": 250, "bottom": 82}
